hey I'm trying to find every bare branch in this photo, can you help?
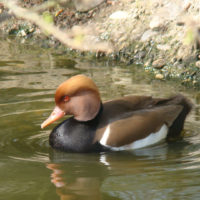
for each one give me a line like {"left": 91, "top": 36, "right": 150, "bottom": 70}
{"left": 32, "top": 0, "right": 72, "bottom": 12}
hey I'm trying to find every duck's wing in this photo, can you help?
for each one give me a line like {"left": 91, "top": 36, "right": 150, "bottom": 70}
{"left": 101, "top": 95, "right": 171, "bottom": 119}
{"left": 100, "top": 94, "right": 192, "bottom": 124}
{"left": 95, "top": 104, "right": 183, "bottom": 149}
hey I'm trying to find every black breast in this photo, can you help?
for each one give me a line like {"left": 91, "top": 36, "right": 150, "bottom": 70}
{"left": 49, "top": 115, "right": 105, "bottom": 152}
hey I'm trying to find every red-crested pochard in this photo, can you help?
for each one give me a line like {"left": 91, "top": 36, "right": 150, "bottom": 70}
{"left": 41, "top": 75, "right": 192, "bottom": 152}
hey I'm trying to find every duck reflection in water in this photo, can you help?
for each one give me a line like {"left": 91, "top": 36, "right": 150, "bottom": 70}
{"left": 46, "top": 150, "right": 110, "bottom": 200}
{"left": 47, "top": 163, "right": 103, "bottom": 200}
{"left": 46, "top": 141, "right": 191, "bottom": 200}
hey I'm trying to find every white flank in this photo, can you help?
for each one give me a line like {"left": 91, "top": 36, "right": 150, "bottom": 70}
{"left": 110, "top": 124, "right": 168, "bottom": 151}
{"left": 131, "top": 124, "right": 168, "bottom": 149}
{"left": 100, "top": 125, "right": 110, "bottom": 146}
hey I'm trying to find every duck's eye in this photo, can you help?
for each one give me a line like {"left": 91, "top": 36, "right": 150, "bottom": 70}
{"left": 63, "top": 95, "right": 70, "bottom": 102}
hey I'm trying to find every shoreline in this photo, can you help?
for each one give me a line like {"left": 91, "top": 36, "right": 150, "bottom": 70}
{"left": 0, "top": 0, "right": 199, "bottom": 88}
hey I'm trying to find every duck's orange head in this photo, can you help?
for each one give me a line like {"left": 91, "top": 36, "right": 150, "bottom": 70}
{"left": 41, "top": 75, "right": 101, "bottom": 129}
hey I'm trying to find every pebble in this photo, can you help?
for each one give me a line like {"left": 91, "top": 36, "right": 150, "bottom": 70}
{"left": 149, "top": 16, "right": 164, "bottom": 30}
{"left": 144, "top": 61, "right": 150, "bottom": 67}
{"left": 141, "top": 30, "right": 157, "bottom": 42}
{"left": 29, "top": 28, "right": 35, "bottom": 33}
{"left": 177, "top": 64, "right": 185, "bottom": 70}
{"left": 20, "top": 30, "right": 27, "bottom": 37}
{"left": 193, "top": 80, "right": 197, "bottom": 85}
{"left": 152, "top": 59, "right": 166, "bottom": 69}
{"left": 195, "top": 61, "right": 200, "bottom": 68}
{"left": 157, "top": 44, "right": 170, "bottom": 51}
{"left": 176, "top": 46, "right": 192, "bottom": 61}
{"left": 109, "top": 11, "right": 128, "bottom": 20}
{"left": 155, "top": 74, "right": 164, "bottom": 79}
{"left": 134, "top": 51, "right": 146, "bottom": 60}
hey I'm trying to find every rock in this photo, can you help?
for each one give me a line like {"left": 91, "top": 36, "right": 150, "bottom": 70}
{"left": 109, "top": 11, "right": 129, "bottom": 20}
{"left": 196, "top": 61, "right": 200, "bottom": 68}
{"left": 176, "top": 46, "right": 193, "bottom": 62}
{"left": 157, "top": 44, "right": 170, "bottom": 51}
{"left": 155, "top": 74, "right": 164, "bottom": 79}
{"left": 152, "top": 59, "right": 166, "bottom": 69}
{"left": 29, "top": 27, "right": 35, "bottom": 33}
{"left": 144, "top": 61, "right": 151, "bottom": 67}
{"left": 149, "top": 16, "right": 165, "bottom": 30}
{"left": 177, "top": 64, "right": 185, "bottom": 70}
{"left": 74, "top": 0, "right": 104, "bottom": 12}
{"left": 134, "top": 51, "right": 146, "bottom": 60}
{"left": 193, "top": 80, "right": 197, "bottom": 85}
{"left": 141, "top": 30, "right": 157, "bottom": 42}
{"left": 139, "top": 51, "right": 146, "bottom": 59}
{"left": 19, "top": 30, "right": 27, "bottom": 37}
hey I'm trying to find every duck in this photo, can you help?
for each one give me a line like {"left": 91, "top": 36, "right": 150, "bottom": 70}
{"left": 41, "top": 74, "right": 192, "bottom": 152}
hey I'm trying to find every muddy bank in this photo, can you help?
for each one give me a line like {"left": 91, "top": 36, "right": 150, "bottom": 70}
{"left": 0, "top": 0, "right": 200, "bottom": 88}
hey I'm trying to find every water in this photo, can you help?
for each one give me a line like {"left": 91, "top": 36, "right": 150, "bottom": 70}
{"left": 0, "top": 37, "right": 200, "bottom": 200}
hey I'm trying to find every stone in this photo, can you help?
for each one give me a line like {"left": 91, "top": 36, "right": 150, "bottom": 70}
{"left": 144, "top": 61, "right": 150, "bottom": 67}
{"left": 155, "top": 74, "right": 164, "bottom": 79}
{"left": 157, "top": 44, "right": 170, "bottom": 51}
{"left": 149, "top": 16, "right": 165, "bottom": 30}
{"left": 134, "top": 51, "right": 146, "bottom": 60}
{"left": 20, "top": 30, "right": 27, "bottom": 37}
{"left": 141, "top": 30, "right": 157, "bottom": 42}
{"left": 177, "top": 64, "right": 185, "bottom": 70}
{"left": 109, "top": 11, "right": 129, "bottom": 20}
{"left": 195, "top": 61, "right": 200, "bottom": 68}
{"left": 176, "top": 46, "right": 193, "bottom": 62}
{"left": 152, "top": 59, "right": 166, "bottom": 69}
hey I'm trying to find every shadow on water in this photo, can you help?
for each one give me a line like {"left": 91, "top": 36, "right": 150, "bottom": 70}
{"left": 0, "top": 36, "right": 200, "bottom": 200}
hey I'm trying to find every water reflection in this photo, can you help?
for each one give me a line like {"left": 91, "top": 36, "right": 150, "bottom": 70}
{"left": 47, "top": 163, "right": 102, "bottom": 200}
{"left": 46, "top": 139, "right": 200, "bottom": 200}
{"left": 47, "top": 150, "right": 109, "bottom": 200}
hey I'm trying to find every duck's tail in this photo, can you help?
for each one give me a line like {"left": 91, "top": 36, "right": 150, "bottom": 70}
{"left": 166, "top": 94, "right": 193, "bottom": 139}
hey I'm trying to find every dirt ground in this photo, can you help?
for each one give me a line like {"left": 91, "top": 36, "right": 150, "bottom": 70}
{"left": 0, "top": 0, "right": 200, "bottom": 88}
